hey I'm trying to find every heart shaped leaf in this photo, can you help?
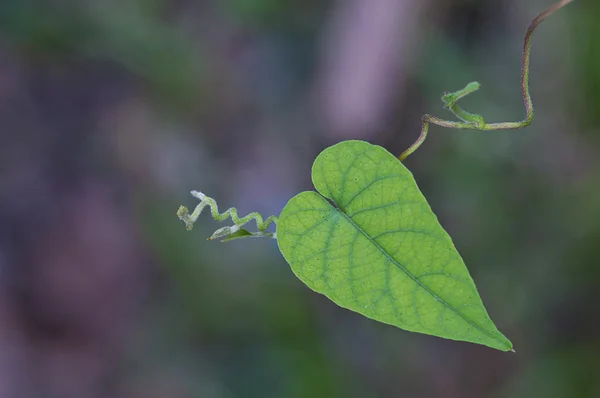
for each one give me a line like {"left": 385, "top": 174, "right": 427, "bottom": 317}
{"left": 277, "top": 140, "right": 512, "bottom": 351}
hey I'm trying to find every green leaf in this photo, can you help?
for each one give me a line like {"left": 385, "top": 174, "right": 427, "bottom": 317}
{"left": 220, "top": 228, "right": 255, "bottom": 242}
{"left": 276, "top": 140, "right": 512, "bottom": 351}
{"left": 218, "top": 228, "right": 276, "bottom": 242}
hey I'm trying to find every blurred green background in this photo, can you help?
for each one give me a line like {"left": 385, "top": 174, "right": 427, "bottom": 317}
{"left": 0, "top": 0, "right": 598, "bottom": 397}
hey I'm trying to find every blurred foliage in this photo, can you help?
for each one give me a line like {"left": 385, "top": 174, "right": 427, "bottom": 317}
{"left": 574, "top": 0, "right": 600, "bottom": 135}
{"left": 0, "top": 0, "right": 205, "bottom": 109}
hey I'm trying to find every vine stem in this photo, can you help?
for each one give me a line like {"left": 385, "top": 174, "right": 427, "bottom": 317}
{"left": 177, "top": 191, "right": 279, "bottom": 241}
{"left": 398, "top": 0, "right": 576, "bottom": 161}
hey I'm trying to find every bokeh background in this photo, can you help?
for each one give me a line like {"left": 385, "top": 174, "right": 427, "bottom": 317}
{"left": 0, "top": 0, "right": 598, "bottom": 397}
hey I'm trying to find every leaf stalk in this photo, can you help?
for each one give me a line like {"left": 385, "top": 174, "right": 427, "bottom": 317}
{"left": 398, "top": 0, "right": 576, "bottom": 161}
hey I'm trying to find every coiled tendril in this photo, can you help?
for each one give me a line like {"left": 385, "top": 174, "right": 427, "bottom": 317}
{"left": 177, "top": 190, "right": 278, "bottom": 241}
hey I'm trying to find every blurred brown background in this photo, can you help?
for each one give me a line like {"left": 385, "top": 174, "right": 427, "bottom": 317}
{"left": 0, "top": 0, "right": 598, "bottom": 397}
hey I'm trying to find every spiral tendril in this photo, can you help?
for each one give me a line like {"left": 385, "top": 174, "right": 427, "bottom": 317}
{"left": 177, "top": 190, "right": 278, "bottom": 241}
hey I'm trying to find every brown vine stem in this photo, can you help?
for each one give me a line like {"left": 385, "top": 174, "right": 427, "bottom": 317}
{"left": 398, "top": 0, "right": 577, "bottom": 162}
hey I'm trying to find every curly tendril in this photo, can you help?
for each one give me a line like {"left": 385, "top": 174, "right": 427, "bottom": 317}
{"left": 177, "top": 191, "right": 278, "bottom": 241}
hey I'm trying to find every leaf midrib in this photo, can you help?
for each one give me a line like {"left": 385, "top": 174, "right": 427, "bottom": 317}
{"left": 324, "top": 194, "right": 506, "bottom": 348}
